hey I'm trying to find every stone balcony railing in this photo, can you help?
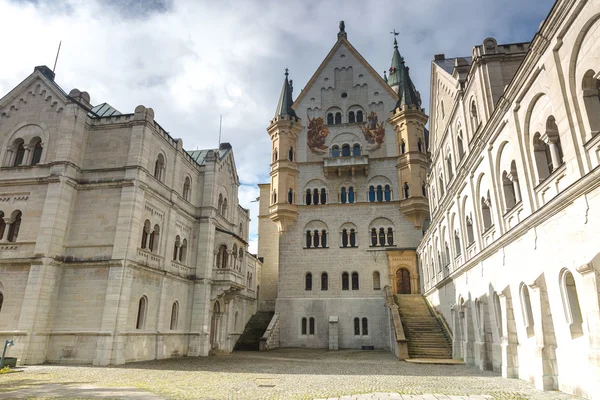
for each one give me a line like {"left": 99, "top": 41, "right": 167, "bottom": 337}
{"left": 323, "top": 155, "right": 369, "bottom": 177}
{"left": 137, "top": 248, "right": 164, "bottom": 269}
{"left": 0, "top": 241, "right": 36, "bottom": 259}
{"left": 212, "top": 267, "right": 245, "bottom": 288}
{"left": 167, "top": 260, "right": 192, "bottom": 278}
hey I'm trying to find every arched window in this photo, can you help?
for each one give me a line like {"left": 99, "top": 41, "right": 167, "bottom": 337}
{"left": 342, "top": 272, "right": 349, "bottom": 290}
{"left": 320, "top": 188, "right": 327, "bottom": 204}
{"left": 454, "top": 230, "right": 461, "bottom": 256}
{"left": 335, "top": 112, "right": 342, "bottom": 124}
{"left": 520, "top": 284, "right": 534, "bottom": 337}
{"left": 273, "top": 148, "right": 278, "bottom": 162}
{"left": 354, "top": 317, "right": 360, "bottom": 335}
{"left": 331, "top": 145, "right": 340, "bottom": 157}
{"left": 309, "top": 317, "right": 315, "bottom": 335}
{"left": 470, "top": 100, "right": 479, "bottom": 132}
{"left": 387, "top": 228, "right": 393, "bottom": 245}
{"left": 306, "top": 230, "right": 312, "bottom": 248}
{"left": 313, "top": 230, "right": 320, "bottom": 248}
{"left": 154, "top": 154, "right": 165, "bottom": 181}
{"left": 349, "top": 111, "right": 356, "bottom": 123}
{"left": 313, "top": 188, "right": 319, "bottom": 205}
{"left": 400, "top": 140, "right": 406, "bottom": 154}
{"left": 301, "top": 317, "right": 308, "bottom": 335}
{"left": 170, "top": 301, "right": 179, "bottom": 330}
{"left": 305, "top": 273, "right": 313, "bottom": 291}
{"left": 378, "top": 228, "right": 385, "bottom": 246}
{"left": 376, "top": 185, "right": 383, "bottom": 202}
{"left": 351, "top": 272, "right": 359, "bottom": 290}
{"left": 445, "top": 242, "right": 451, "bottom": 266}
{"left": 457, "top": 133, "right": 465, "bottom": 159}
{"left": 341, "top": 144, "right": 350, "bottom": 157}
{"left": 232, "top": 245, "right": 238, "bottom": 270}
{"left": 327, "top": 113, "right": 333, "bottom": 125}
{"left": 561, "top": 270, "right": 584, "bottom": 337}
{"left": 384, "top": 185, "right": 391, "bottom": 202}
{"left": 447, "top": 155, "right": 453, "bottom": 180}
{"left": 321, "top": 230, "right": 327, "bottom": 248}
{"left": 173, "top": 235, "right": 180, "bottom": 261}
{"left": 418, "top": 138, "right": 423, "bottom": 153}
{"left": 466, "top": 216, "right": 475, "bottom": 245}
{"left": 404, "top": 183, "right": 410, "bottom": 199}
{"left": 306, "top": 189, "right": 312, "bottom": 205}
{"left": 0, "top": 212, "right": 5, "bottom": 240}
{"left": 288, "top": 188, "right": 293, "bottom": 204}
{"left": 352, "top": 144, "right": 361, "bottom": 156}
{"left": 493, "top": 292, "right": 503, "bottom": 337}
{"left": 582, "top": 69, "right": 600, "bottom": 136}
{"left": 502, "top": 171, "right": 516, "bottom": 210}
{"left": 348, "top": 187, "right": 355, "bottom": 203}
{"left": 438, "top": 176, "right": 444, "bottom": 197}
{"left": 7, "top": 211, "right": 22, "bottom": 243}
{"left": 234, "top": 310, "right": 239, "bottom": 331}
{"left": 288, "top": 147, "right": 294, "bottom": 161}
{"left": 141, "top": 220, "right": 150, "bottom": 249}
{"left": 148, "top": 224, "right": 160, "bottom": 252}
{"left": 356, "top": 110, "right": 363, "bottom": 123}
{"left": 217, "top": 245, "right": 228, "bottom": 268}
{"left": 422, "top": 182, "right": 427, "bottom": 197}
{"left": 341, "top": 187, "right": 347, "bottom": 204}
{"left": 342, "top": 229, "right": 348, "bottom": 248}
{"left": 481, "top": 193, "right": 492, "bottom": 231}
{"left": 183, "top": 177, "right": 191, "bottom": 201}
{"left": 370, "top": 228, "right": 377, "bottom": 246}
{"left": 13, "top": 139, "right": 25, "bottom": 167}
{"left": 533, "top": 132, "right": 553, "bottom": 181}
{"left": 349, "top": 229, "right": 356, "bottom": 247}
{"left": 0, "top": 289, "right": 3, "bottom": 313}
{"left": 272, "top": 190, "right": 277, "bottom": 204}
{"left": 179, "top": 239, "right": 188, "bottom": 263}
{"left": 136, "top": 296, "right": 147, "bottom": 329}
{"left": 238, "top": 248, "right": 243, "bottom": 268}
{"left": 218, "top": 193, "right": 223, "bottom": 214}
{"left": 373, "top": 271, "right": 381, "bottom": 290}
{"left": 222, "top": 198, "right": 228, "bottom": 216}
{"left": 321, "top": 273, "right": 328, "bottom": 290}
{"left": 368, "top": 186, "right": 375, "bottom": 202}
{"left": 31, "top": 139, "right": 43, "bottom": 165}
{"left": 362, "top": 317, "right": 368, "bottom": 335}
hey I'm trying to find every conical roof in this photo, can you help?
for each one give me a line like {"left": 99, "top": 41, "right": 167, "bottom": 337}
{"left": 388, "top": 38, "right": 422, "bottom": 109}
{"left": 274, "top": 68, "right": 297, "bottom": 120}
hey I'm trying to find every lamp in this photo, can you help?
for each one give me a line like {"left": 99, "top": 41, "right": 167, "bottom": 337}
{"left": 0, "top": 339, "right": 15, "bottom": 368}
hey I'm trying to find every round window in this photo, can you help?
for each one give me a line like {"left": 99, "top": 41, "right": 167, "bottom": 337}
{"left": 341, "top": 92, "right": 348, "bottom": 98}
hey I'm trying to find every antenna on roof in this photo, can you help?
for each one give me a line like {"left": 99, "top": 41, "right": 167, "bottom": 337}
{"left": 218, "top": 114, "right": 223, "bottom": 147}
{"left": 52, "top": 41, "right": 62, "bottom": 73}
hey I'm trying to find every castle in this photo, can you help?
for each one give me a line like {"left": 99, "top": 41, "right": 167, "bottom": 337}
{"left": 257, "top": 0, "right": 600, "bottom": 398}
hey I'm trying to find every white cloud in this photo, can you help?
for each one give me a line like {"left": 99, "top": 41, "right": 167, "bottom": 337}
{"left": 0, "top": 0, "right": 554, "bottom": 255}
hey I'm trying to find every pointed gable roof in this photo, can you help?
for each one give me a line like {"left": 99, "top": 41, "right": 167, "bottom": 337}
{"left": 293, "top": 35, "right": 399, "bottom": 107}
{"left": 274, "top": 69, "right": 297, "bottom": 120}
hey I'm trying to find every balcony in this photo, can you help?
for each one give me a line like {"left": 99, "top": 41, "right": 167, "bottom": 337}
{"left": 323, "top": 155, "right": 369, "bottom": 177}
{"left": 212, "top": 267, "right": 245, "bottom": 289}
{"left": 167, "top": 260, "right": 192, "bottom": 278}
{"left": 137, "top": 248, "right": 164, "bottom": 270}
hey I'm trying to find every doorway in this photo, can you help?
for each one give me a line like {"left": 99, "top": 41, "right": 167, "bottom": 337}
{"left": 396, "top": 268, "right": 411, "bottom": 294}
{"left": 210, "top": 301, "right": 220, "bottom": 349}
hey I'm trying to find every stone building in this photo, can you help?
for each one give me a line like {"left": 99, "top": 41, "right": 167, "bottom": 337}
{"left": 0, "top": 66, "right": 260, "bottom": 365}
{"left": 257, "top": 24, "right": 429, "bottom": 350}
{"left": 419, "top": 0, "right": 600, "bottom": 397}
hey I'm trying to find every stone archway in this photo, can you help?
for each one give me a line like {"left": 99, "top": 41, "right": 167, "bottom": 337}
{"left": 210, "top": 301, "right": 221, "bottom": 350}
{"left": 396, "top": 268, "right": 411, "bottom": 294}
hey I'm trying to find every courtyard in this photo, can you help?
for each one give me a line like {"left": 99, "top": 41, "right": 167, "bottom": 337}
{"left": 0, "top": 349, "right": 582, "bottom": 400}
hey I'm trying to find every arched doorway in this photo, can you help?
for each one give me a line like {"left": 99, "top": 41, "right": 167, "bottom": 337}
{"left": 396, "top": 268, "right": 411, "bottom": 294}
{"left": 210, "top": 301, "right": 220, "bottom": 349}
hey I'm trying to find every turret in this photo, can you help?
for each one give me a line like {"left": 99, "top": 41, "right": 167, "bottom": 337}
{"left": 387, "top": 39, "right": 430, "bottom": 230}
{"left": 267, "top": 69, "right": 304, "bottom": 233}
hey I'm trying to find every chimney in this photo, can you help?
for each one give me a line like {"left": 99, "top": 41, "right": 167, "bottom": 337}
{"left": 434, "top": 54, "right": 445, "bottom": 61}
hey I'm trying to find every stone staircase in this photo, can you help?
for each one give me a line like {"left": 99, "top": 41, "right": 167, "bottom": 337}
{"left": 396, "top": 294, "right": 452, "bottom": 359}
{"left": 233, "top": 311, "right": 274, "bottom": 351}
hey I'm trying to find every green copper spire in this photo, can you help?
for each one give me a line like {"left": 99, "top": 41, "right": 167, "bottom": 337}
{"left": 387, "top": 35, "right": 422, "bottom": 108}
{"left": 274, "top": 68, "right": 298, "bottom": 120}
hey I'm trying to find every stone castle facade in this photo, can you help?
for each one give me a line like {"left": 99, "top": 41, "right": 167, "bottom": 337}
{"left": 0, "top": 66, "right": 261, "bottom": 365}
{"left": 258, "top": 0, "right": 600, "bottom": 398}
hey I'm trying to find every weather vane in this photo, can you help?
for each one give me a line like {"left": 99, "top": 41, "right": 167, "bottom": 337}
{"left": 390, "top": 29, "right": 399, "bottom": 36}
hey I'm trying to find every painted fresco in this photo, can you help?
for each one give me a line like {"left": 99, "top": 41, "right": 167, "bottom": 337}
{"left": 307, "top": 116, "right": 330, "bottom": 154}
{"left": 360, "top": 111, "right": 385, "bottom": 151}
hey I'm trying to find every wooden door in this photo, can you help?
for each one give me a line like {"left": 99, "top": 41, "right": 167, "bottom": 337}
{"left": 396, "top": 268, "right": 411, "bottom": 294}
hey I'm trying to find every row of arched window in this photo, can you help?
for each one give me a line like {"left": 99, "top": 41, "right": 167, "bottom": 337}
{"left": 300, "top": 317, "right": 315, "bottom": 335}
{"left": 305, "top": 188, "right": 327, "bottom": 205}
{"left": 135, "top": 295, "right": 179, "bottom": 330}
{"left": 153, "top": 154, "right": 194, "bottom": 202}
{"left": 172, "top": 235, "right": 188, "bottom": 264}
{"left": 398, "top": 138, "right": 425, "bottom": 154}
{"left": 354, "top": 317, "right": 369, "bottom": 336}
{"left": 141, "top": 220, "right": 160, "bottom": 253}
{"left": 305, "top": 271, "right": 381, "bottom": 291}
{"left": 273, "top": 146, "right": 294, "bottom": 163}
{"left": 305, "top": 228, "right": 394, "bottom": 248}
{"left": 327, "top": 110, "right": 364, "bottom": 125}
{"left": 217, "top": 194, "right": 228, "bottom": 216}
{"left": 0, "top": 210, "right": 22, "bottom": 242}
{"left": 330, "top": 144, "right": 361, "bottom": 157}
{"left": 215, "top": 244, "right": 245, "bottom": 271}
{"left": 5, "top": 138, "right": 43, "bottom": 167}
{"left": 302, "top": 183, "right": 425, "bottom": 205}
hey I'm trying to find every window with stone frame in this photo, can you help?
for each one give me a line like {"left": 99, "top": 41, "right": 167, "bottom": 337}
{"left": 136, "top": 296, "right": 148, "bottom": 330}
{"left": 342, "top": 272, "right": 349, "bottom": 290}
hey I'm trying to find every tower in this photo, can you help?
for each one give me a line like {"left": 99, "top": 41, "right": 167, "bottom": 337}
{"left": 267, "top": 69, "right": 304, "bottom": 233}
{"left": 387, "top": 38, "right": 430, "bottom": 230}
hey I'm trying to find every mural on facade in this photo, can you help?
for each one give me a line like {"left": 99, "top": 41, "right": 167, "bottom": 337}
{"left": 361, "top": 111, "right": 385, "bottom": 151}
{"left": 307, "top": 116, "right": 330, "bottom": 154}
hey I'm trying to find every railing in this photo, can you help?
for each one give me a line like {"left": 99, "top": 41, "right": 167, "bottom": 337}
{"left": 137, "top": 248, "right": 164, "bottom": 270}
{"left": 259, "top": 312, "right": 280, "bottom": 351}
{"left": 384, "top": 286, "right": 408, "bottom": 360}
{"left": 212, "top": 267, "right": 245, "bottom": 287}
{"left": 167, "top": 260, "right": 192, "bottom": 278}
{"left": 0, "top": 242, "right": 36, "bottom": 259}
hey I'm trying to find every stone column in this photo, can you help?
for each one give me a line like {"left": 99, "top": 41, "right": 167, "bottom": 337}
{"left": 0, "top": 219, "right": 12, "bottom": 242}
{"left": 541, "top": 133, "right": 561, "bottom": 171}
{"left": 328, "top": 316, "right": 339, "bottom": 350}
{"left": 22, "top": 145, "right": 32, "bottom": 166}
{"left": 3, "top": 147, "right": 13, "bottom": 167}
{"left": 498, "top": 289, "right": 519, "bottom": 378}
{"left": 508, "top": 173, "right": 522, "bottom": 203}
{"left": 462, "top": 301, "right": 475, "bottom": 365}
{"left": 577, "top": 261, "right": 600, "bottom": 398}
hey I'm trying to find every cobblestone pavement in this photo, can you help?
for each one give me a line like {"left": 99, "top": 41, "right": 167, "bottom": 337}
{"left": 0, "top": 349, "right": 583, "bottom": 400}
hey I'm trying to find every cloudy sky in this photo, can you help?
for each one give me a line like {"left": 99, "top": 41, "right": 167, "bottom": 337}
{"left": 0, "top": 0, "right": 554, "bottom": 253}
